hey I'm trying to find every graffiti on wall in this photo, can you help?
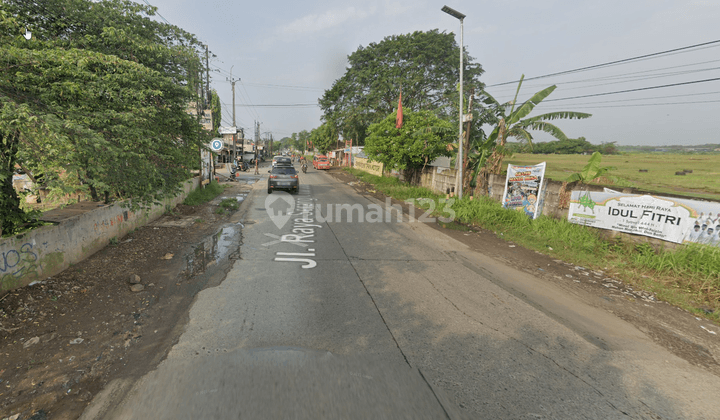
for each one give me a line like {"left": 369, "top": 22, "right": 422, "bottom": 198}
{"left": 94, "top": 210, "right": 133, "bottom": 233}
{"left": 1, "top": 243, "right": 39, "bottom": 291}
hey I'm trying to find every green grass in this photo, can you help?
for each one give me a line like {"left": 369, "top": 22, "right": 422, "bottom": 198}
{"left": 506, "top": 153, "right": 720, "bottom": 201}
{"left": 183, "top": 181, "right": 225, "bottom": 206}
{"left": 345, "top": 167, "right": 720, "bottom": 322}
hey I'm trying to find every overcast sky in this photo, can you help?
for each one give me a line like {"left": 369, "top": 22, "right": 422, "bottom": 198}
{"left": 138, "top": 0, "right": 720, "bottom": 146}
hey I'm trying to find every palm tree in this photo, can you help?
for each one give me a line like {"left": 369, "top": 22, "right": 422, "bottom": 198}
{"left": 468, "top": 75, "right": 592, "bottom": 196}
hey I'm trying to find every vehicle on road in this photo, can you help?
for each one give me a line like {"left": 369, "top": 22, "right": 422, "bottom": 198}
{"left": 230, "top": 160, "right": 249, "bottom": 174}
{"left": 268, "top": 165, "right": 299, "bottom": 194}
{"left": 272, "top": 155, "right": 292, "bottom": 168}
{"left": 301, "top": 162, "right": 307, "bottom": 174}
{"left": 313, "top": 155, "right": 330, "bottom": 170}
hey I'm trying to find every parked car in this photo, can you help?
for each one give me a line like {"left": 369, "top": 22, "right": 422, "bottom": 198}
{"left": 313, "top": 155, "right": 330, "bottom": 170}
{"left": 268, "top": 165, "right": 299, "bottom": 194}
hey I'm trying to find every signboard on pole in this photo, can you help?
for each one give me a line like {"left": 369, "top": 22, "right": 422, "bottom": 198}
{"left": 568, "top": 190, "right": 720, "bottom": 245}
{"left": 501, "top": 162, "right": 546, "bottom": 219}
{"left": 218, "top": 126, "right": 237, "bottom": 135}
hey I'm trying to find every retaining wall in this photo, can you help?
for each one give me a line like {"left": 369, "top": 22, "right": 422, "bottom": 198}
{"left": 0, "top": 178, "right": 200, "bottom": 292}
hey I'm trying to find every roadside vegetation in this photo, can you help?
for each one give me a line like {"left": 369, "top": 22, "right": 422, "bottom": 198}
{"left": 345, "top": 167, "right": 720, "bottom": 323}
{"left": 183, "top": 181, "right": 225, "bottom": 206}
{"left": 1, "top": 2, "right": 217, "bottom": 237}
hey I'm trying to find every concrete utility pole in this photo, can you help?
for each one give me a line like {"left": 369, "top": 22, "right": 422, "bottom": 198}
{"left": 205, "top": 44, "right": 210, "bottom": 107}
{"left": 228, "top": 67, "right": 240, "bottom": 162}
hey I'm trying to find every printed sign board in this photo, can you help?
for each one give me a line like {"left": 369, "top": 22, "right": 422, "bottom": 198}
{"left": 218, "top": 126, "right": 237, "bottom": 135}
{"left": 501, "top": 162, "right": 546, "bottom": 219}
{"left": 568, "top": 190, "right": 720, "bottom": 246}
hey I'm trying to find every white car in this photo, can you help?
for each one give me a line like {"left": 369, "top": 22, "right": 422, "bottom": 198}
{"left": 272, "top": 155, "right": 291, "bottom": 168}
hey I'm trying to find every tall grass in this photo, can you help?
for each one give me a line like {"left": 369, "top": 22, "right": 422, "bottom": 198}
{"left": 183, "top": 181, "right": 225, "bottom": 206}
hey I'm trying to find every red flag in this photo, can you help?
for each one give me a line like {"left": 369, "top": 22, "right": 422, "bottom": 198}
{"left": 396, "top": 92, "right": 403, "bottom": 129}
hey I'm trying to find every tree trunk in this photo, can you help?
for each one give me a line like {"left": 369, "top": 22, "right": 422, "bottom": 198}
{"left": 0, "top": 130, "right": 25, "bottom": 236}
{"left": 403, "top": 167, "right": 422, "bottom": 186}
{"left": 474, "top": 119, "right": 507, "bottom": 197}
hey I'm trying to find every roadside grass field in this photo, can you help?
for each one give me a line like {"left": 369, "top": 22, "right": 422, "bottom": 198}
{"left": 506, "top": 153, "right": 720, "bottom": 201}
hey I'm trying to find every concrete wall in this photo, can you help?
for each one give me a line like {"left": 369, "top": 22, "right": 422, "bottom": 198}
{"left": 419, "top": 166, "right": 457, "bottom": 195}
{"left": 354, "top": 157, "right": 384, "bottom": 177}
{"left": 420, "top": 169, "right": 719, "bottom": 249}
{"left": 0, "top": 178, "right": 200, "bottom": 292}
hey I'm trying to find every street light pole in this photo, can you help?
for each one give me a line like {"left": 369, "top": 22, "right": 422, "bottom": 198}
{"left": 442, "top": 5, "right": 466, "bottom": 199}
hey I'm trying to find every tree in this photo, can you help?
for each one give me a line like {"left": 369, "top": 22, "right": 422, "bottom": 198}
{"left": 365, "top": 110, "right": 454, "bottom": 184}
{"left": 566, "top": 152, "right": 616, "bottom": 183}
{"left": 470, "top": 75, "right": 592, "bottom": 195}
{"left": 319, "top": 30, "right": 484, "bottom": 145}
{"left": 309, "top": 123, "right": 338, "bottom": 155}
{"left": 0, "top": 2, "right": 206, "bottom": 236}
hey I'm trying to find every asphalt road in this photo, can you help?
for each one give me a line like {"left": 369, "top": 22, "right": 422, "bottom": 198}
{"left": 82, "top": 164, "right": 720, "bottom": 420}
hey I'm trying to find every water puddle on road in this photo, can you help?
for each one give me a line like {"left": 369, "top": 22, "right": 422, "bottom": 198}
{"left": 183, "top": 224, "right": 243, "bottom": 280}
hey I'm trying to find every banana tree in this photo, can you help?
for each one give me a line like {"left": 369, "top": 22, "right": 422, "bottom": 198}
{"left": 566, "top": 151, "right": 616, "bottom": 183}
{"left": 468, "top": 75, "right": 592, "bottom": 196}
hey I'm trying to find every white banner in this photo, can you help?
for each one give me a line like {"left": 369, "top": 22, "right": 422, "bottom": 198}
{"left": 501, "top": 162, "right": 546, "bottom": 219}
{"left": 568, "top": 190, "right": 720, "bottom": 245}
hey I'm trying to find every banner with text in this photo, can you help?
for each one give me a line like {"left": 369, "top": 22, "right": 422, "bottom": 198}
{"left": 568, "top": 190, "right": 720, "bottom": 245}
{"left": 501, "top": 162, "right": 546, "bottom": 219}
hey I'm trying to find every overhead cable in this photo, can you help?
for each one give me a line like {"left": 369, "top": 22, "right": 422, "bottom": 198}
{"left": 542, "top": 77, "right": 720, "bottom": 102}
{"left": 487, "top": 39, "right": 720, "bottom": 87}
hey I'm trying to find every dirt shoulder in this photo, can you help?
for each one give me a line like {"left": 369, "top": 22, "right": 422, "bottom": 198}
{"left": 0, "top": 181, "right": 253, "bottom": 420}
{"left": 327, "top": 168, "right": 720, "bottom": 377}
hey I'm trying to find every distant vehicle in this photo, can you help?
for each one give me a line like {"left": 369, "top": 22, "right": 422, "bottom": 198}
{"left": 272, "top": 155, "right": 292, "bottom": 168}
{"left": 274, "top": 156, "right": 292, "bottom": 168}
{"left": 268, "top": 165, "right": 299, "bottom": 194}
{"left": 313, "top": 155, "right": 330, "bottom": 170}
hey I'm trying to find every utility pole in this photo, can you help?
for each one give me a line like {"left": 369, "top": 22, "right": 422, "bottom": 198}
{"left": 205, "top": 44, "right": 210, "bottom": 107}
{"left": 463, "top": 89, "right": 475, "bottom": 193}
{"left": 227, "top": 67, "right": 240, "bottom": 163}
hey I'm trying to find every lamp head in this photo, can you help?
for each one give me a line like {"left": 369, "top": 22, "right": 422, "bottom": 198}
{"left": 441, "top": 5, "right": 465, "bottom": 20}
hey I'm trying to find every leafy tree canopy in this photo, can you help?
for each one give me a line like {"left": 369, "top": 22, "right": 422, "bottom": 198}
{"left": 365, "top": 110, "right": 454, "bottom": 182}
{"left": 0, "top": 1, "right": 207, "bottom": 236}
{"left": 309, "top": 123, "right": 338, "bottom": 155}
{"left": 319, "top": 29, "right": 484, "bottom": 145}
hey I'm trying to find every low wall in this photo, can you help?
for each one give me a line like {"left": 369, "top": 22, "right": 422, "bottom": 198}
{"left": 420, "top": 168, "right": 719, "bottom": 249}
{"left": 354, "top": 157, "right": 384, "bottom": 177}
{"left": 0, "top": 178, "right": 200, "bottom": 292}
{"left": 419, "top": 166, "right": 457, "bottom": 195}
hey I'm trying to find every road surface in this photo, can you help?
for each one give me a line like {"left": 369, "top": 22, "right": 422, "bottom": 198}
{"left": 82, "top": 164, "right": 720, "bottom": 419}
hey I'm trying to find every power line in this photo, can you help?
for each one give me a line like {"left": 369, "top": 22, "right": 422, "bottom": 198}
{"left": 538, "top": 90, "right": 720, "bottom": 107}
{"left": 542, "top": 77, "right": 720, "bottom": 102}
{"left": 140, "top": 0, "right": 171, "bottom": 25}
{"left": 539, "top": 99, "right": 720, "bottom": 109}
{"left": 487, "top": 39, "right": 720, "bottom": 87}
{"left": 239, "top": 81, "right": 262, "bottom": 121}
{"left": 242, "top": 82, "right": 324, "bottom": 92}
{"left": 487, "top": 59, "right": 720, "bottom": 94}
